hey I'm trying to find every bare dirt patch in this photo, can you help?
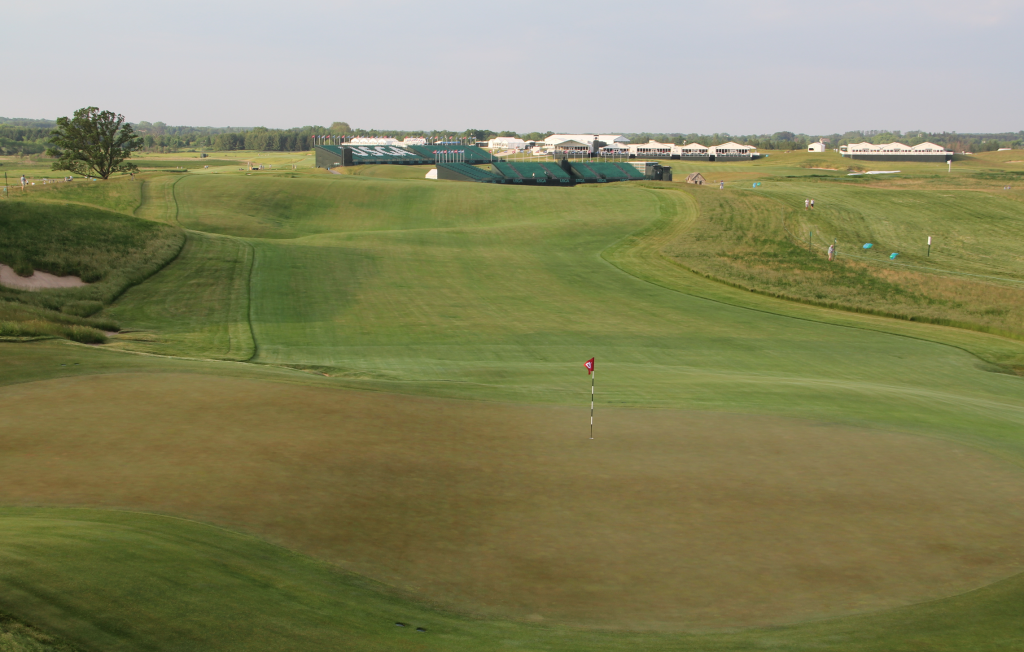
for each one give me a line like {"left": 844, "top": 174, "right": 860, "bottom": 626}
{"left": 0, "top": 264, "right": 89, "bottom": 291}
{"left": 2, "top": 373, "right": 1024, "bottom": 631}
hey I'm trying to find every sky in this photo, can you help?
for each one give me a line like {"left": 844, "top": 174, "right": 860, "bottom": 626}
{"left": 2, "top": 0, "right": 1022, "bottom": 135}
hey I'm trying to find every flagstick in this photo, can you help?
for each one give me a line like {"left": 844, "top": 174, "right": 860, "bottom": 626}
{"left": 590, "top": 369, "right": 595, "bottom": 440}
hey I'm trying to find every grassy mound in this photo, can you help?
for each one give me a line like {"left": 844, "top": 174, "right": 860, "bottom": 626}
{"left": 0, "top": 200, "right": 184, "bottom": 342}
{"left": 12, "top": 175, "right": 142, "bottom": 215}
{"left": 650, "top": 181, "right": 1024, "bottom": 341}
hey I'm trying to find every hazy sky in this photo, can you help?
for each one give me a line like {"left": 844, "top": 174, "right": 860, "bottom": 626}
{"left": 3, "top": 0, "right": 1022, "bottom": 134}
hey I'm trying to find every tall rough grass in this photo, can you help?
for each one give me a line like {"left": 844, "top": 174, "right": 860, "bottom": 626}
{"left": 0, "top": 610, "right": 82, "bottom": 651}
{"left": 668, "top": 189, "right": 1024, "bottom": 340}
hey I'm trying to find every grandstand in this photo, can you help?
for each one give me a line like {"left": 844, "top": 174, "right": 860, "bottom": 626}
{"left": 491, "top": 161, "right": 574, "bottom": 184}
{"left": 569, "top": 161, "right": 604, "bottom": 181}
{"left": 407, "top": 145, "right": 492, "bottom": 164}
{"left": 315, "top": 141, "right": 663, "bottom": 185}
{"left": 436, "top": 162, "right": 500, "bottom": 182}
{"left": 315, "top": 144, "right": 492, "bottom": 168}
{"left": 582, "top": 161, "right": 645, "bottom": 181}
{"left": 315, "top": 144, "right": 431, "bottom": 168}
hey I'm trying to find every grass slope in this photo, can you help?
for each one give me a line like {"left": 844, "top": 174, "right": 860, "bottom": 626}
{"left": 104, "top": 232, "right": 254, "bottom": 360}
{"left": 4, "top": 161, "right": 1024, "bottom": 649}
{"left": 0, "top": 200, "right": 184, "bottom": 341}
{"left": 660, "top": 180, "right": 1024, "bottom": 339}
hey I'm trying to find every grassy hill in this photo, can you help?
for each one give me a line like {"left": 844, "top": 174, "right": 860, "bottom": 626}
{"left": 0, "top": 200, "right": 184, "bottom": 342}
{"left": 2, "top": 154, "right": 1024, "bottom": 650}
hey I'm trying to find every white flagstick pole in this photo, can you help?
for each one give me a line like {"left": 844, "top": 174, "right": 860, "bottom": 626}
{"left": 590, "top": 368, "right": 595, "bottom": 440}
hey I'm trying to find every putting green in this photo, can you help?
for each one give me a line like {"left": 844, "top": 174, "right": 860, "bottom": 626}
{"left": 2, "top": 372, "right": 1023, "bottom": 631}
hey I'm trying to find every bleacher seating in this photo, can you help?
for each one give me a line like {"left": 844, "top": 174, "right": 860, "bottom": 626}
{"left": 538, "top": 162, "right": 571, "bottom": 180}
{"left": 612, "top": 162, "right": 645, "bottom": 180}
{"left": 585, "top": 162, "right": 644, "bottom": 181}
{"left": 408, "top": 145, "right": 492, "bottom": 164}
{"left": 340, "top": 144, "right": 432, "bottom": 164}
{"left": 492, "top": 161, "right": 572, "bottom": 182}
{"left": 569, "top": 162, "right": 602, "bottom": 180}
{"left": 436, "top": 162, "right": 499, "bottom": 182}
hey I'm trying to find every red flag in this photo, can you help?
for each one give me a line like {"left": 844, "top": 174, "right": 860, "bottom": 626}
{"left": 584, "top": 358, "right": 594, "bottom": 374}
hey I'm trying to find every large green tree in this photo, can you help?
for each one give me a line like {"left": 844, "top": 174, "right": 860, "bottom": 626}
{"left": 47, "top": 107, "right": 142, "bottom": 179}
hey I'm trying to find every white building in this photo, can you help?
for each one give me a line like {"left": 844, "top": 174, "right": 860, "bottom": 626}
{"left": 709, "top": 142, "right": 756, "bottom": 157}
{"left": 349, "top": 137, "right": 399, "bottom": 146}
{"left": 487, "top": 137, "right": 528, "bottom": 150}
{"left": 544, "top": 137, "right": 592, "bottom": 154}
{"left": 401, "top": 137, "right": 428, "bottom": 146}
{"left": 673, "top": 142, "right": 709, "bottom": 157}
{"left": 628, "top": 140, "right": 673, "bottom": 157}
{"left": 910, "top": 142, "right": 947, "bottom": 153}
{"left": 839, "top": 141, "right": 950, "bottom": 161}
{"left": 808, "top": 140, "right": 826, "bottom": 153}
{"left": 543, "top": 134, "right": 630, "bottom": 153}
{"left": 599, "top": 142, "right": 629, "bottom": 156}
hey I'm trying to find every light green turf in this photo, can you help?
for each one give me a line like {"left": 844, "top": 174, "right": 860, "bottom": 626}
{"left": 103, "top": 231, "right": 254, "bottom": 360}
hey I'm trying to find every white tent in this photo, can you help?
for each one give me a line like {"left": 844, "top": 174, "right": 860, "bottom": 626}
{"left": 710, "top": 142, "right": 755, "bottom": 156}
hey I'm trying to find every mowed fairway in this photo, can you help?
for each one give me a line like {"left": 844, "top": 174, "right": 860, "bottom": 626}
{"left": 5, "top": 166, "right": 1024, "bottom": 650}
{"left": 2, "top": 373, "right": 1024, "bottom": 631}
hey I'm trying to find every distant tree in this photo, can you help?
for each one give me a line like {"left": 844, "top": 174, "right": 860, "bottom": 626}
{"left": 47, "top": 107, "right": 142, "bottom": 179}
{"left": 330, "top": 121, "right": 351, "bottom": 135}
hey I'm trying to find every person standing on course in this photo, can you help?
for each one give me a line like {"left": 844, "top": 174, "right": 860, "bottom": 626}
{"left": 720, "top": 180, "right": 724, "bottom": 190}
{"left": 805, "top": 199, "right": 809, "bottom": 209}
{"left": 810, "top": 199, "right": 815, "bottom": 209}
{"left": 21, "top": 174, "right": 27, "bottom": 189}
{"left": 828, "top": 243, "right": 835, "bottom": 262}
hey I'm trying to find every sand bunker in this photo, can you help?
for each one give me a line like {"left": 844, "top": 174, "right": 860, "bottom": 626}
{"left": 0, "top": 264, "right": 89, "bottom": 291}
{"left": 2, "top": 372, "right": 1024, "bottom": 631}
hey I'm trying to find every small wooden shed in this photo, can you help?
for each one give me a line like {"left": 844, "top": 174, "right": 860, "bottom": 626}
{"left": 686, "top": 172, "right": 706, "bottom": 185}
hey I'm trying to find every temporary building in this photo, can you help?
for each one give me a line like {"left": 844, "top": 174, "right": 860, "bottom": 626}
{"left": 710, "top": 142, "right": 756, "bottom": 156}
{"left": 488, "top": 137, "right": 528, "bottom": 150}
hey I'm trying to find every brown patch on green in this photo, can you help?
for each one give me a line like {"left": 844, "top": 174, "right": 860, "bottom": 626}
{"left": 1, "top": 373, "right": 1023, "bottom": 631}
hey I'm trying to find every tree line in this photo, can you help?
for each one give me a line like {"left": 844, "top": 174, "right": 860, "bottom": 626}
{"left": 2, "top": 114, "right": 1022, "bottom": 155}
